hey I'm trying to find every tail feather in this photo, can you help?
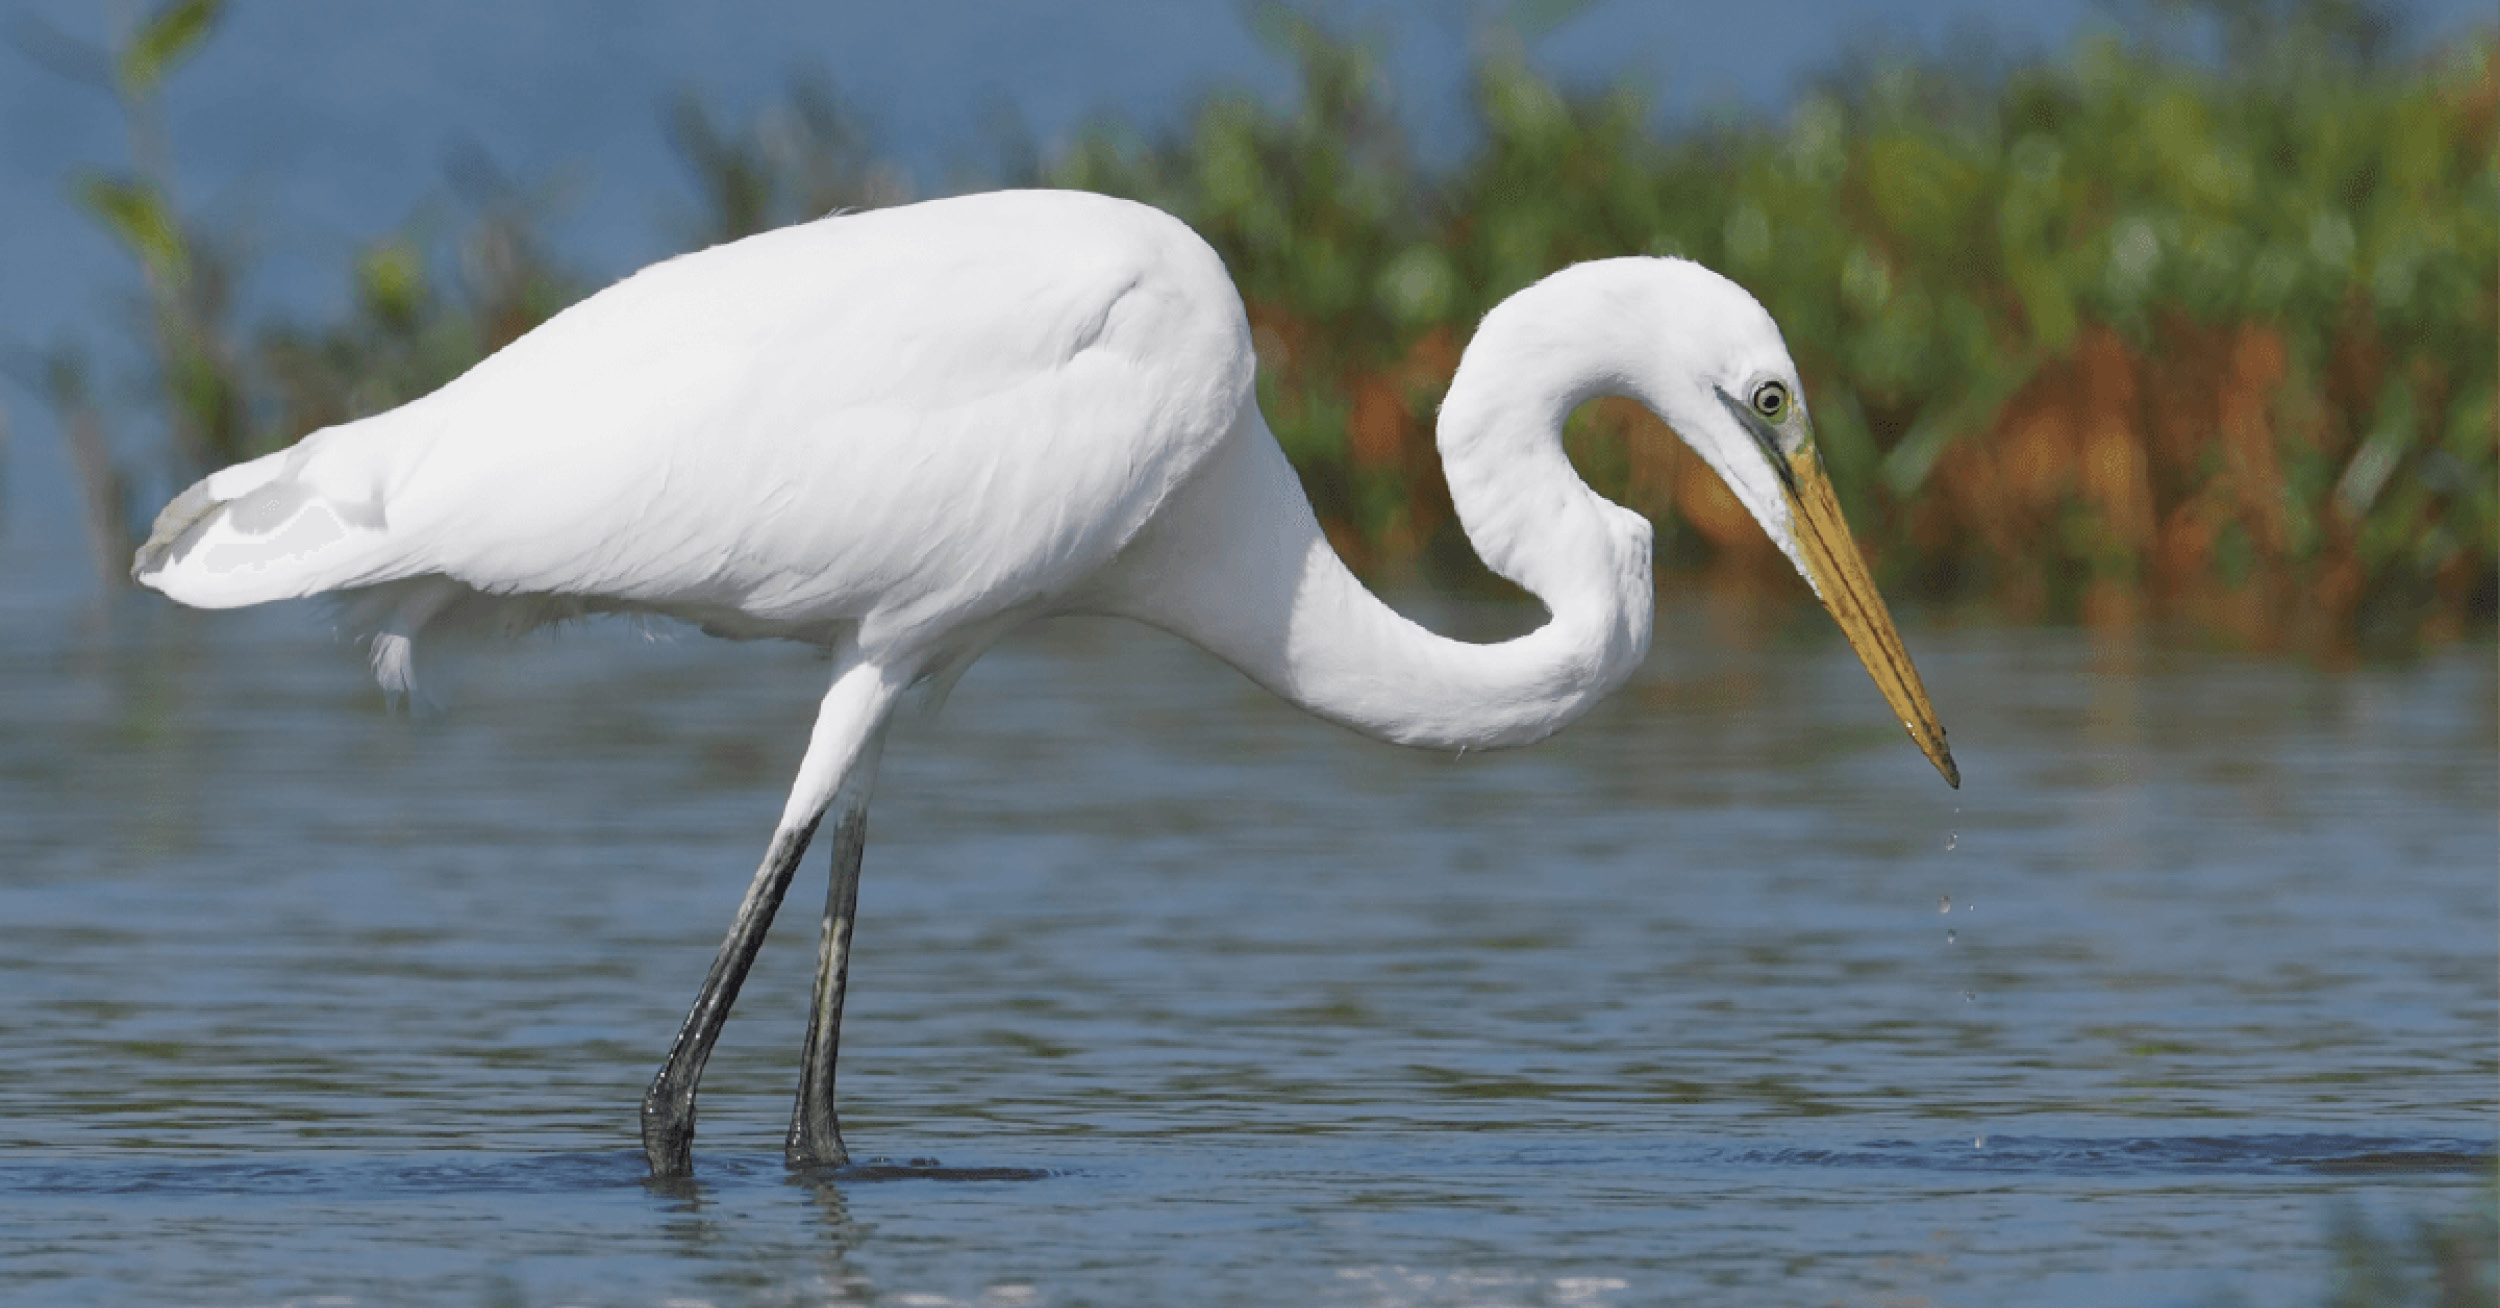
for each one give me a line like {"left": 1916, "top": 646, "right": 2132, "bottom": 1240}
{"left": 132, "top": 463, "right": 395, "bottom": 610}
{"left": 137, "top": 423, "right": 603, "bottom": 706}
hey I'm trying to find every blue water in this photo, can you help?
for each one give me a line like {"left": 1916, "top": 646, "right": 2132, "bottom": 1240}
{"left": 0, "top": 550, "right": 2490, "bottom": 1305}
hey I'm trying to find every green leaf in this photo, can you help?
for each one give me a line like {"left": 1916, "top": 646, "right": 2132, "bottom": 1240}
{"left": 357, "top": 239, "right": 427, "bottom": 328}
{"left": 117, "top": 0, "right": 225, "bottom": 97}
{"left": 73, "top": 173, "right": 188, "bottom": 280}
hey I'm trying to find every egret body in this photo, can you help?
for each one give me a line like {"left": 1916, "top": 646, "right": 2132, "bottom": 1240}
{"left": 132, "top": 189, "right": 1955, "bottom": 1177}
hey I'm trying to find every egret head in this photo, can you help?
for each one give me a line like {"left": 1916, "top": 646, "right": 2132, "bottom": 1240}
{"left": 1439, "top": 256, "right": 1956, "bottom": 783}
{"left": 1633, "top": 261, "right": 1959, "bottom": 788}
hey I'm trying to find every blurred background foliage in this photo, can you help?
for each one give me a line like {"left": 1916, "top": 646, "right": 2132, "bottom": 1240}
{"left": 59, "top": 0, "right": 2498, "bottom": 653}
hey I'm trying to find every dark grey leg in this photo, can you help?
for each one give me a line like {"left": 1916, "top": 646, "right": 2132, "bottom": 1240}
{"left": 642, "top": 816, "right": 823, "bottom": 1178}
{"left": 786, "top": 798, "right": 871, "bottom": 1168}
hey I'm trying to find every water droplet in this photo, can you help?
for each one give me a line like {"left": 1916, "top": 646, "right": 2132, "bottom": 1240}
{"left": 1937, "top": 894, "right": 1952, "bottom": 914}
{"left": 1944, "top": 831, "right": 1959, "bottom": 851}
{"left": 1973, "top": 1134, "right": 1988, "bottom": 1150}
{"left": 1961, "top": 990, "right": 1975, "bottom": 1003}
{"left": 1945, "top": 929, "right": 1957, "bottom": 945}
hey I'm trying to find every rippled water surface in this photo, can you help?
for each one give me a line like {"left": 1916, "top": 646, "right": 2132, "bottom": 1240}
{"left": 1, "top": 561, "right": 2491, "bottom": 1306}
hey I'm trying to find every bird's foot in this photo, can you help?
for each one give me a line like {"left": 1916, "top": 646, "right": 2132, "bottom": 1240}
{"left": 784, "top": 1119, "right": 850, "bottom": 1171}
{"left": 642, "top": 1087, "right": 698, "bottom": 1178}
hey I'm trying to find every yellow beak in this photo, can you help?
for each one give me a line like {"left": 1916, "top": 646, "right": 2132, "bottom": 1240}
{"left": 1782, "top": 445, "right": 1960, "bottom": 788}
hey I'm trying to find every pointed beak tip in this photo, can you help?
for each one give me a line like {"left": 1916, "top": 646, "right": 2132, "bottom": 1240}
{"left": 1907, "top": 723, "right": 1958, "bottom": 789}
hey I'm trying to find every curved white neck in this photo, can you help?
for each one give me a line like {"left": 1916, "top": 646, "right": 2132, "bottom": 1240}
{"left": 1094, "top": 273, "right": 1665, "bottom": 752}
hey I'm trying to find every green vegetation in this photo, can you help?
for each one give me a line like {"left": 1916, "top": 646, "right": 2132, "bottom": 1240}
{"left": 57, "top": 1, "right": 2498, "bottom": 650}
{"left": 2309, "top": 1195, "right": 2497, "bottom": 1308}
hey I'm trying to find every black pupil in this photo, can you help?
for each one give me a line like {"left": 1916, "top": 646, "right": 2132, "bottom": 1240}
{"left": 1758, "top": 387, "right": 1782, "bottom": 414}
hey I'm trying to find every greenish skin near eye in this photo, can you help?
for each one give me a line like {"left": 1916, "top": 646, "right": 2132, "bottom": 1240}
{"left": 1751, "top": 381, "right": 1789, "bottom": 420}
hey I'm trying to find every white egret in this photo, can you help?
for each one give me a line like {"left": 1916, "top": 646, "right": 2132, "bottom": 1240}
{"left": 131, "top": 189, "right": 1956, "bottom": 1178}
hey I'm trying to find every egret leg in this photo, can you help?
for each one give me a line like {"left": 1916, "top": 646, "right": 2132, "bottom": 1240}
{"left": 641, "top": 661, "right": 900, "bottom": 1178}
{"left": 641, "top": 819, "right": 822, "bottom": 1176}
{"left": 786, "top": 790, "right": 872, "bottom": 1168}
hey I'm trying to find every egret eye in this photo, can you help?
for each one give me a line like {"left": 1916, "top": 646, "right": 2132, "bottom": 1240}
{"left": 1751, "top": 380, "right": 1790, "bottom": 420}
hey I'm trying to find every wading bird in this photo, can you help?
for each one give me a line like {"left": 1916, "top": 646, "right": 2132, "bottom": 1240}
{"left": 133, "top": 189, "right": 1956, "bottom": 1178}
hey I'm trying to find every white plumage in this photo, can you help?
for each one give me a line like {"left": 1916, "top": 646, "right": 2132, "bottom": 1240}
{"left": 133, "top": 188, "right": 1954, "bottom": 1176}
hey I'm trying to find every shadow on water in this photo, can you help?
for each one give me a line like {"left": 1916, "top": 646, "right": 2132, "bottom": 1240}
{"left": 800, "top": 1158, "right": 1060, "bottom": 1182}
{"left": 3, "top": 1136, "right": 2478, "bottom": 1201}
{"left": 0, "top": 1152, "right": 1057, "bottom": 1200}
{"left": 1733, "top": 1134, "right": 2497, "bottom": 1178}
